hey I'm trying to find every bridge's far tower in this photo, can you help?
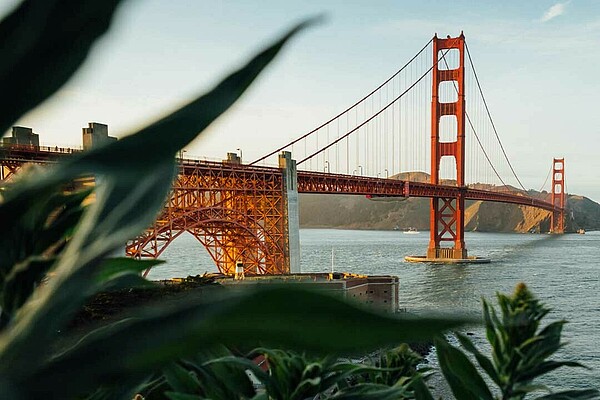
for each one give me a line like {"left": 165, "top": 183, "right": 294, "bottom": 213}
{"left": 550, "top": 158, "right": 565, "bottom": 233}
{"left": 427, "top": 33, "right": 468, "bottom": 260}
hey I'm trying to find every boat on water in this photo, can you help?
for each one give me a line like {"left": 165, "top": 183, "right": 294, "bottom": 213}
{"left": 403, "top": 227, "right": 419, "bottom": 234}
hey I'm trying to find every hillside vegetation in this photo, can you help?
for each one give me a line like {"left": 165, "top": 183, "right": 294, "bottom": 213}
{"left": 299, "top": 192, "right": 600, "bottom": 233}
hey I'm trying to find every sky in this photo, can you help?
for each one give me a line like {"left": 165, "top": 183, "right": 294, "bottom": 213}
{"left": 2, "top": 0, "right": 600, "bottom": 202}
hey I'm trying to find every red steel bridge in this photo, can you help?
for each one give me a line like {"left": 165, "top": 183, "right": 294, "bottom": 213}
{"left": 1, "top": 33, "right": 566, "bottom": 275}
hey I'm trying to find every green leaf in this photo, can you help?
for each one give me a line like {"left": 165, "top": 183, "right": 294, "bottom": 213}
{"left": 193, "top": 357, "right": 257, "bottom": 399}
{"left": 163, "top": 362, "right": 201, "bottom": 394}
{"left": 435, "top": 337, "right": 494, "bottom": 400}
{"left": 1, "top": 257, "right": 56, "bottom": 317}
{"left": 0, "top": 162, "right": 177, "bottom": 381}
{"left": 411, "top": 375, "right": 435, "bottom": 400}
{"left": 0, "top": 19, "right": 317, "bottom": 392}
{"left": 24, "top": 286, "right": 470, "bottom": 398}
{"left": 0, "top": 186, "right": 89, "bottom": 280}
{"left": 95, "top": 258, "right": 163, "bottom": 282}
{"left": 456, "top": 332, "right": 501, "bottom": 386}
{"left": 93, "top": 258, "right": 163, "bottom": 292}
{"left": 0, "top": 0, "right": 125, "bottom": 134}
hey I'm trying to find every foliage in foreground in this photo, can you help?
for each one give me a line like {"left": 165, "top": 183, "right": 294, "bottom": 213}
{"left": 436, "top": 283, "right": 598, "bottom": 400}
{"left": 0, "top": 1, "right": 468, "bottom": 399}
{"left": 137, "top": 345, "right": 432, "bottom": 400}
{"left": 121, "top": 285, "right": 597, "bottom": 399}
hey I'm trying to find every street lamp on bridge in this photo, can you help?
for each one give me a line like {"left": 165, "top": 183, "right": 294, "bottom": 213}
{"left": 324, "top": 160, "right": 329, "bottom": 173}
{"left": 358, "top": 165, "right": 363, "bottom": 176}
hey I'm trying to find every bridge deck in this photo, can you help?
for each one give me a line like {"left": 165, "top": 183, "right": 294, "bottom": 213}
{"left": 0, "top": 146, "right": 559, "bottom": 213}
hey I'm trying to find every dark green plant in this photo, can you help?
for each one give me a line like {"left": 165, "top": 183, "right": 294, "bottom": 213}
{"left": 436, "top": 283, "right": 599, "bottom": 400}
{"left": 146, "top": 347, "right": 432, "bottom": 400}
{"left": 359, "top": 344, "right": 426, "bottom": 386}
{"left": 0, "top": 1, "right": 469, "bottom": 398}
{"left": 344, "top": 344, "right": 433, "bottom": 400}
{"left": 136, "top": 346, "right": 257, "bottom": 400}
{"left": 247, "top": 348, "right": 377, "bottom": 400}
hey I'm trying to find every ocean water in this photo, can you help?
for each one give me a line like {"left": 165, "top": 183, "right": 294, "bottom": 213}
{"left": 148, "top": 229, "right": 600, "bottom": 394}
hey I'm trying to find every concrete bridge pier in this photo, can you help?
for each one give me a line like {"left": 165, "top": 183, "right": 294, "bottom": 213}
{"left": 279, "top": 151, "right": 301, "bottom": 273}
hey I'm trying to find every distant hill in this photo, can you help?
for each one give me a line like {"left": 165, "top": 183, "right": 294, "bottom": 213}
{"left": 299, "top": 189, "right": 600, "bottom": 233}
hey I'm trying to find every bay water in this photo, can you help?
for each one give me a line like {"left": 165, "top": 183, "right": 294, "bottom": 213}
{"left": 148, "top": 229, "right": 600, "bottom": 393}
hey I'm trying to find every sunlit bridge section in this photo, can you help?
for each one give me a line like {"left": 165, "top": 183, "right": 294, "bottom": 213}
{"left": 0, "top": 33, "right": 566, "bottom": 275}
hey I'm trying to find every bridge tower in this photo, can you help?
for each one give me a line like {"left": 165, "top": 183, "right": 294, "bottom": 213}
{"left": 550, "top": 158, "right": 565, "bottom": 233}
{"left": 427, "top": 33, "right": 468, "bottom": 260}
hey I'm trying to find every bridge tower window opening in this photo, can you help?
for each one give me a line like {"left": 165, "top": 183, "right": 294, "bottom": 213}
{"left": 438, "top": 48, "right": 460, "bottom": 70}
{"left": 438, "top": 81, "right": 459, "bottom": 104}
{"left": 439, "top": 156, "right": 458, "bottom": 183}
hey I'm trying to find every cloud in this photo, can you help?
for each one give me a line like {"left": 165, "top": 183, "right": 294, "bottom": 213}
{"left": 541, "top": 2, "right": 568, "bottom": 22}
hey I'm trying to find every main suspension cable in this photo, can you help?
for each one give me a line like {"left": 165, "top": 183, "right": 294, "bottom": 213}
{"left": 298, "top": 40, "right": 459, "bottom": 166}
{"left": 250, "top": 38, "right": 434, "bottom": 165}
{"left": 538, "top": 162, "right": 553, "bottom": 193}
{"left": 439, "top": 53, "right": 508, "bottom": 188}
{"left": 465, "top": 41, "right": 527, "bottom": 191}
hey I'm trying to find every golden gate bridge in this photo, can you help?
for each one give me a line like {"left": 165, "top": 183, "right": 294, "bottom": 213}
{"left": 0, "top": 33, "right": 566, "bottom": 276}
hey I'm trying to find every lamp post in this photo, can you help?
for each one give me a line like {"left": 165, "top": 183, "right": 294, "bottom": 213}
{"left": 324, "top": 160, "right": 329, "bottom": 173}
{"left": 358, "top": 165, "right": 363, "bottom": 176}
{"left": 236, "top": 148, "right": 242, "bottom": 162}
{"left": 384, "top": 169, "right": 389, "bottom": 178}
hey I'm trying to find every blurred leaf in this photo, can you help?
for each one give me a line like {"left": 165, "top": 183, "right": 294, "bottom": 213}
{"left": 191, "top": 355, "right": 257, "bottom": 399}
{"left": 95, "top": 258, "right": 163, "bottom": 283}
{"left": 2, "top": 257, "right": 55, "bottom": 317}
{"left": 0, "top": 16, "right": 322, "bottom": 218}
{"left": 411, "top": 375, "right": 435, "bottom": 400}
{"left": 22, "top": 286, "right": 470, "bottom": 398}
{"left": 97, "top": 273, "right": 156, "bottom": 292}
{"left": 0, "top": 163, "right": 176, "bottom": 382}
{"left": 0, "top": 186, "right": 89, "bottom": 279}
{"left": 0, "top": 19, "right": 315, "bottom": 394}
{"left": 0, "top": 0, "right": 125, "bottom": 134}
{"left": 93, "top": 258, "right": 162, "bottom": 292}
{"left": 435, "top": 337, "right": 493, "bottom": 400}
{"left": 163, "top": 362, "right": 201, "bottom": 394}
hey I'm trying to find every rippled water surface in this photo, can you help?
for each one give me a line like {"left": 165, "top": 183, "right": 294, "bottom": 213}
{"left": 149, "top": 229, "right": 600, "bottom": 393}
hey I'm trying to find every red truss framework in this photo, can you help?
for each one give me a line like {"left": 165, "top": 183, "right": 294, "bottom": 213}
{"left": 126, "top": 160, "right": 289, "bottom": 276}
{"left": 0, "top": 144, "right": 78, "bottom": 182}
